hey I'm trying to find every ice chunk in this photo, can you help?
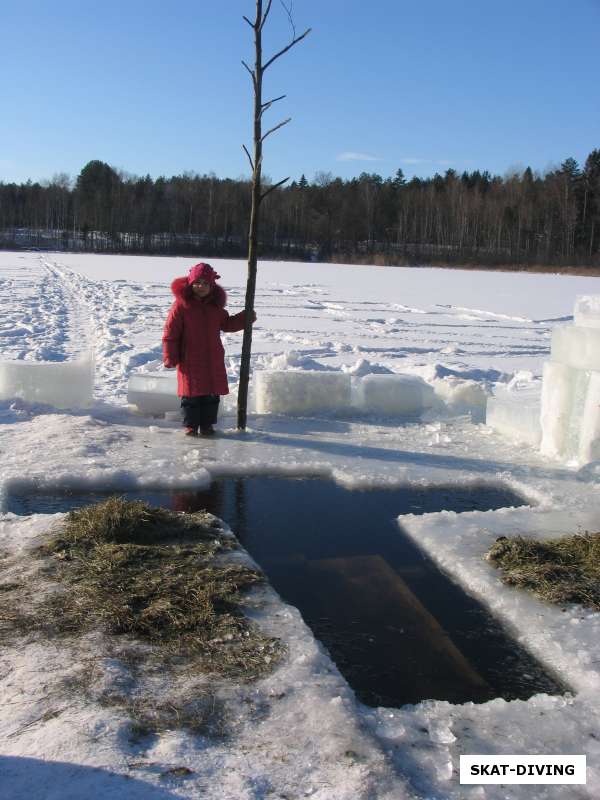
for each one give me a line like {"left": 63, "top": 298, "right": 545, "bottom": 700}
{"left": 551, "top": 324, "right": 600, "bottom": 370}
{"left": 433, "top": 377, "right": 488, "bottom": 420}
{"left": 127, "top": 370, "right": 179, "bottom": 414}
{"left": 255, "top": 370, "right": 351, "bottom": 414}
{"left": 574, "top": 295, "right": 600, "bottom": 329}
{"left": 358, "top": 374, "right": 435, "bottom": 416}
{"left": 578, "top": 371, "right": 600, "bottom": 464}
{"left": 486, "top": 388, "right": 541, "bottom": 447}
{"left": 539, "top": 362, "right": 590, "bottom": 459}
{"left": 0, "top": 354, "right": 94, "bottom": 409}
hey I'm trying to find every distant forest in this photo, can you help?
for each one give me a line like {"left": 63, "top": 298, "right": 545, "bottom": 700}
{"left": 1, "top": 150, "right": 599, "bottom": 269}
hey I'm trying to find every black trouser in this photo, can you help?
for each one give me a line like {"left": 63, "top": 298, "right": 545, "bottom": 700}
{"left": 181, "top": 395, "right": 220, "bottom": 429}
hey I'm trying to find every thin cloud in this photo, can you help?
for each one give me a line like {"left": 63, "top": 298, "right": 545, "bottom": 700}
{"left": 336, "top": 151, "right": 382, "bottom": 162}
{"left": 400, "top": 157, "right": 455, "bottom": 167}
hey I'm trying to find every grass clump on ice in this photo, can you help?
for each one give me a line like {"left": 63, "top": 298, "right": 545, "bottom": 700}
{"left": 32, "top": 496, "right": 284, "bottom": 679}
{"left": 485, "top": 532, "right": 600, "bottom": 610}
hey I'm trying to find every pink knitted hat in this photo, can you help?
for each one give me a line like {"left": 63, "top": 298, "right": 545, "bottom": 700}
{"left": 187, "top": 262, "right": 221, "bottom": 285}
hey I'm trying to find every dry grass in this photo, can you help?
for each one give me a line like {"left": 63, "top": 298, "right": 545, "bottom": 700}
{"left": 5, "top": 497, "right": 284, "bottom": 679}
{"left": 485, "top": 532, "right": 600, "bottom": 609}
{"left": 2, "top": 497, "right": 286, "bottom": 737}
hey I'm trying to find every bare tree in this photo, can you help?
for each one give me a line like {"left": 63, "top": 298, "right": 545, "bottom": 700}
{"left": 237, "top": 0, "right": 310, "bottom": 430}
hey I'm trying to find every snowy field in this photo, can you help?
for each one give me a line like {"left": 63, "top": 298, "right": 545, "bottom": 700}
{"left": 1, "top": 250, "right": 599, "bottom": 799}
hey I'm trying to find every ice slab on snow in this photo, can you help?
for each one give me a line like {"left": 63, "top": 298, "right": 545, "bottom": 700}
{"left": 0, "top": 354, "right": 94, "bottom": 409}
{"left": 358, "top": 374, "right": 435, "bottom": 416}
{"left": 551, "top": 324, "right": 600, "bottom": 370}
{"left": 255, "top": 370, "right": 351, "bottom": 414}
{"left": 127, "top": 370, "right": 179, "bottom": 414}
{"left": 486, "top": 387, "right": 541, "bottom": 447}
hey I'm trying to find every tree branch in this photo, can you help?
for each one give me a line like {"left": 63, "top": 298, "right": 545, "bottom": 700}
{"left": 242, "top": 15, "right": 254, "bottom": 28}
{"left": 261, "top": 117, "right": 291, "bottom": 143}
{"left": 279, "top": 0, "right": 296, "bottom": 39}
{"left": 241, "top": 60, "right": 256, "bottom": 86}
{"left": 260, "top": 176, "right": 290, "bottom": 202}
{"left": 263, "top": 28, "right": 311, "bottom": 72}
{"left": 260, "top": 0, "right": 274, "bottom": 31}
{"left": 260, "top": 94, "right": 286, "bottom": 117}
{"left": 242, "top": 145, "right": 254, "bottom": 173}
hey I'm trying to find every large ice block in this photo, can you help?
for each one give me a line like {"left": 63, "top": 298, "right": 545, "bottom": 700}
{"left": 574, "top": 295, "right": 600, "bottom": 329}
{"left": 0, "top": 354, "right": 94, "bottom": 409}
{"left": 578, "top": 371, "right": 600, "bottom": 464}
{"left": 127, "top": 370, "right": 179, "bottom": 414}
{"left": 433, "top": 377, "right": 488, "bottom": 420}
{"left": 551, "top": 325, "right": 600, "bottom": 371}
{"left": 255, "top": 370, "right": 351, "bottom": 414}
{"left": 539, "top": 362, "right": 593, "bottom": 460}
{"left": 358, "top": 374, "right": 435, "bottom": 416}
{"left": 540, "top": 362, "right": 577, "bottom": 458}
{"left": 486, "top": 388, "right": 541, "bottom": 447}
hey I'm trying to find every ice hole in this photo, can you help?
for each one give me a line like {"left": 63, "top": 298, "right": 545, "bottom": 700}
{"left": 7, "top": 477, "right": 568, "bottom": 708}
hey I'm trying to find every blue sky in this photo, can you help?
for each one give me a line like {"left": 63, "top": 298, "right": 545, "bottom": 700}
{"left": 2, "top": 0, "right": 599, "bottom": 186}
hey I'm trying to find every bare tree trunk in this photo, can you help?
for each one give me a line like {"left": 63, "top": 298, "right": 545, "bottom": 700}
{"left": 237, "top": 0, "right": 310, "bottom": 430}
{"left": 237, "top": 2, "right": 263, "bottom": 431}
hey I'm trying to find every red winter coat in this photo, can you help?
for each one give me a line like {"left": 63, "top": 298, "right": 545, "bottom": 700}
{"left": 162, "top": 277, "right": 246, "bottom": 397}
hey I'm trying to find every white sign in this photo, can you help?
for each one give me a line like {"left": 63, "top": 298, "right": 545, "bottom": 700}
{"left": 460, "top": 755, "right": 586, "bottom": 784}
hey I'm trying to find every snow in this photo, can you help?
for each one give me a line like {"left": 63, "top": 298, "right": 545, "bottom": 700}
{"left": 1, "top": 250, "right": 600, "bottom": 799}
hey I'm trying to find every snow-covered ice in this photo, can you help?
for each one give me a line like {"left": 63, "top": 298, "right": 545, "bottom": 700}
{"left": 1, "top": 250, "right": 600, "bottom": 799}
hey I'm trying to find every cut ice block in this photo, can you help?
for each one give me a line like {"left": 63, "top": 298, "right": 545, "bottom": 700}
{"left": 0, "top": 354, "right": 94, "bottom": 409}
{"left": 485, "top": 388, "right": 541, "bottom": 447}
{"left": 539, "top": 362, "right": 586, "bottom": 459}
{"left": 578, "top": 371, "right": 600, "bottom": 464}
{"left": 574, "top": 295, "right": 600, "bottom": 329}
{"left": 255, "top": 370, "right": 351, "bottom": 414}
{"left": 359, "top": 374, "right": 435, "bottom": 416}
{"left": 127, "top": 370, "right": 179, "bottom": 414}
{"left": 433, "top": 378, "right": 488, "bottom": 419}
{"left": 551, "top": 325, "right": 600, "bottom": 371}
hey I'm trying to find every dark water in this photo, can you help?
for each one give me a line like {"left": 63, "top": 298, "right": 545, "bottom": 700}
{"left": 7, "top": 477, "right": 568, "bottom": 707}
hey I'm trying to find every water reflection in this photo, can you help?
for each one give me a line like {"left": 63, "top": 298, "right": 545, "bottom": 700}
{"left": 8, "top": 477, "right": 567, "bottom": 707}
{"left": 167, "top": 477, "right": 566, "bottom": 707}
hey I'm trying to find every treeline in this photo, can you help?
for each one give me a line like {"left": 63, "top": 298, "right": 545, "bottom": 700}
{"left": 1, "top": 151, "right": 600, "bottom": 268}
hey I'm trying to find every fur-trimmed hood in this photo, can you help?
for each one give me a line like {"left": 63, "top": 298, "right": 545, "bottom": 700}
{"left": 170, "top": 276, "right": 227, "bottom": 309}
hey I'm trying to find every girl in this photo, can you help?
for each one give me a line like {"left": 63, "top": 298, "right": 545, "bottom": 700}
{"left": 162, "top": 262, "right": 255, "bottom": 436}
